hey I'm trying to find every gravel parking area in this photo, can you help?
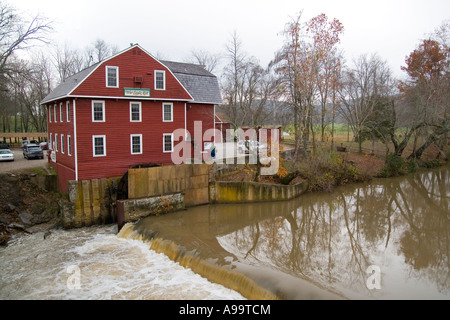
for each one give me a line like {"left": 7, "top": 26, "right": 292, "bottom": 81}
{"left": 0, "top": 148, "right": 49, "bottom": 174}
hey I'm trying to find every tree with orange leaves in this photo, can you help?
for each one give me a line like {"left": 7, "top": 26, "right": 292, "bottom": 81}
{"left": 397, "top": 30, "right": 449, "bottom": 160}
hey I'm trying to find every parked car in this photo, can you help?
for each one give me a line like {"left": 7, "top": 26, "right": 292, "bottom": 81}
{"left": 23, "top": 144, "right": 44, "bottom": 160}
{"left": 237, "top": 140, "right": 268, "bottom": 154}
{"left": 0, "top": 149, "right": 14, "bottom": 161}
{"left": 0, "top": 141, "right": 10, "bottom": 149}
{"left": 39, "top": 142, "right": 49, "bottom": 150}
{"left": 21, "top": 140, "right": 38, "bottom": 148}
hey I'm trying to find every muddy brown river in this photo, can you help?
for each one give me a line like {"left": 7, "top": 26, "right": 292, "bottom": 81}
{"left": 1, "top": 167, "right": 448, "bottom": 300}
{"left": 127, "top": 166, "right": 449, "bottom": 300}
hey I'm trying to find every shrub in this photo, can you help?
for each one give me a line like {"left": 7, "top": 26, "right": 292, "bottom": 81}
{"left": 377, "top": 154, "right": 407, "bottom": 178}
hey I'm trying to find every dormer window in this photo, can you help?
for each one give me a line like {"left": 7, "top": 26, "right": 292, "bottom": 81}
{"left": 155, "top": 70, "right": 165, "bottom": 90}
{"left": 106, "top": 66, "right": 119, "bottom": 88}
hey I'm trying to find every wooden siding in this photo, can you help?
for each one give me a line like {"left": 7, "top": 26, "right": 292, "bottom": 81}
{"left": 47, "top": 99, "right": 76, "bottom": 192}
{"left": 71, "top": 47, "right": 192, "bottom": 101}
{"left": 75, "top": 98, "right": 188, "bottom": 181}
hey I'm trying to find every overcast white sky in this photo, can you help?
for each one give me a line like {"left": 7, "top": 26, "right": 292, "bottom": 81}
{"left": 12, "top": 0, "right": 450, "bottom": 79}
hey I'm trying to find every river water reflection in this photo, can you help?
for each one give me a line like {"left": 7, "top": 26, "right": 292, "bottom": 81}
{"left": 134, "top": 167, "right": 449, "bottom": 299}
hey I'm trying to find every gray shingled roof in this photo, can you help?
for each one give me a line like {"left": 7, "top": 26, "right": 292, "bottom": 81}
{"left": 41, "top": 53, "right": 222, "bottom": 105}
{"left": 41, "top": 62, "right": 100, "bottom": 104}
{"left": 162, "top": 61, "right": 222, "bottom": 105}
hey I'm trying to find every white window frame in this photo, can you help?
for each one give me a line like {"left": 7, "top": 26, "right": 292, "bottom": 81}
{"left": 130, "top": 102, "right": 142, "bottom": 122}
{"left": 163, "top": 133, "right": 173, "bottom": 153}
{"left": 49, "top": 133, "right": 52, "bottom": 150}
{"left": 92, "top": 135, "right": 106, "bottom": 157}
{"left": 59, "top": 103, "right": 63, "bottom": 122}
{"left": 154, "top": 70, "right": 166, "bottom": 90}
{"left": 49, "top": 105, "right": 52, "bottom": 123}
{"left": 92, "top": 100, "right": 105, "bottom": 122}
{"left": 54, "top": 104, "right": 57, "bottom": 123}
{"left": 61, "top": 134, "right": 65, "bottom": 154}
{"left": 67, "top": 135, "right": 72, "bottom": 156}
{"left": 66, "top": 101, "right": 71, "bottom": 122}
{"left": 106, "top": 66, "right": 119, "bottom": 88}
{"left": 130, "top": 134, "right": 143, "bottom": 155}
{"left": 162, "top": 102, "right": 173, "bottom": 122}
{"left": 55, "top": 133, "right": 58, "bottom": 152}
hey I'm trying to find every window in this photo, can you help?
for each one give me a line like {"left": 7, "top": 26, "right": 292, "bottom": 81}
{"left": 93, "top": 135, "right": 106, "bottom": 157}
{"left": 67, "top": 135, "right": 72, "bottom": 156}
{"left": 55, "top": 133, "right": 58, "bottom": 152}
{"left": 49, "top": 133, "right": 52, "bottom": 150}
{"left": 130, "top": 102, "right": 142, "bottom": 122}
{"left": 61, "top": 134, "right": 65, "bottom": 154}
{"left": 66, "top": 101, "right": 71, "bottom": 122}
{"left": 163, "top": 133, "right": 173, "bottom": 153}
{"left": 130, "top": 134, "right": 142, "bottom": 155}
{"left": 155, "top": 70, "right": 165, "bottom": 90}
{"left": 60, "top": 103, "right": 63, "bottom": 122}
{"left": 92, "top": 101, "right": 105, "bottom": 122}
{"left": 49, "top": 105, "right": 52, "bottom": 123}
{"left": 54, "top": 104, "right": 57, "bottom": 122}
{"left": 106, "top": 66, "right": 119, "bottom": 88}
{"left": 163, "top": 103, "right": 173, "bottom": 122}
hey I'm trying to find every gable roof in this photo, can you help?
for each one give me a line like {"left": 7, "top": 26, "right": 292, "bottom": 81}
{"left": 41, "top": 45, "right": 222, "bottom": 105}
{"left": 41, "top": 62, "right": 100, "bottom": 104}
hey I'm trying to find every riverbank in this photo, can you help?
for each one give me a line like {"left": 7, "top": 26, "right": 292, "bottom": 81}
{"left": 1, "top": 148, "right": 448, "bottom": 246}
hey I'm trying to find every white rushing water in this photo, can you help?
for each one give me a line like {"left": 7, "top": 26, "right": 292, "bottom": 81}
{"left": 0, "top": 224, "right": 245, "bottom": 300}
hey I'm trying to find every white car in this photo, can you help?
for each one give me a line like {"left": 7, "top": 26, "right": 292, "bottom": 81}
{"left": 0, "top": 149, "right": 14, "bottom": 162}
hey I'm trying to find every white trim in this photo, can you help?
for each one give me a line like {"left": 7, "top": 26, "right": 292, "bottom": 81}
{"left": 54, "top": 103, "right": 57, "bottom": 122}
{"left": 73, "top": 95, "right": 192, "bottom": 102}
{"left": 129, "top": 101, "right": 142, "bottom": 122}
{"left": 92, "top": 100, "right": 106, "bottom": 122}
{"left": 130, "top": 134, "right": 143, "bottom": 155}
{"left": 73, "top": 99, "right": 78, "bottom": 180}
{"left": 162, "top": 102, "right": 173, "bottom": 122}
{"left": 66, "top": 101, "right": 71, "bottom": 122}
{"left": 184, "top": 103, "right": 187, "bottom": 140}
{"left": 105, "top": 66, "right": 119, "bottom": 88}
{"left": 67, "top": 135, "right": 72, "bottom": 156}
{"left": 49, "top": 105, "right": 52, "bottom": 123}
{"left": 163, "top": 133, "right": 174, "bottom": 153}
{"left": 55, "top": 133, "right": 58, "bottom": 152}
{"left": 59, "top": 102, "right": 63, "bottom": 122}
{"left": 154, "top": 70, "right": 166, "bottom": 90}
{"left": 92, "top": 135, "right": 106, "bottom": 157}
{"left": 41, "top": 44, "right": 195, "bottom": 105}
{"left": 61, "top": 134, "right": 65, "bottom": 154}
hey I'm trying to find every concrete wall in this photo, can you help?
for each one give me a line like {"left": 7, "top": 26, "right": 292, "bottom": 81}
{"left": 60, "top": 163, "right": 309, "bottom": 229}
{"left": 117, "top": 193, "right": 185, "bottom": 228}
{"left": 61, "top": 177, "right": 120, "bottom": 229}
{"left": 211, "top": 181, "right": 309, "bottom": 204}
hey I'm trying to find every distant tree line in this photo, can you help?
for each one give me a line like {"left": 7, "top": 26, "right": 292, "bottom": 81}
{"left": 0, "top": 0, "right": 448, "bottom": 162}
{"left": 220, "top": 12, "right": 449, "bottom": 161}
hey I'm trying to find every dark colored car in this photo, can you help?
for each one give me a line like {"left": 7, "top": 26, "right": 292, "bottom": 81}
{"left": 0, "top": 141, "right": 10, "bottom": 149}
{"left": 23, "top": 144, "right": 44, "bottom": 160}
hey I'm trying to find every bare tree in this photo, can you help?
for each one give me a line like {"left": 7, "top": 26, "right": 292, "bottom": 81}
{"left": 337, "top": 54, "right": 393, "bottom": 152}
{"left": 53, "top": 42, "right": 85, "bottom": 82}
{"left": 0, "top": 1, "right": 52, "bottom": 75}
{"left": 186, "top": 49, "right": 221, "bottom": 73}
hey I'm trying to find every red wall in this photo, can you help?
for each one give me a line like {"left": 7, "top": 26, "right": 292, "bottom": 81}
{"left": 75, "top": 99, "right": 187, "bottom": 181}
{"left": 46, "top": 46, "right": 217, "bottom": 192}
{"left": 72, "top": 47, "right": 192, "bottom": 101}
